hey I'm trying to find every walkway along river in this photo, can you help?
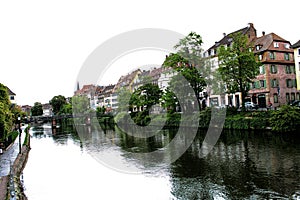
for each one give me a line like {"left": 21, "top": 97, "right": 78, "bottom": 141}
{"left": 22, "top": 122, "right": 300, "bottom": 200}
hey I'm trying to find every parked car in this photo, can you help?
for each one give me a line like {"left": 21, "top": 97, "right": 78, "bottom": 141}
{"left": 244, "top": 102, "right": 259, "bottom": 110}
{"left": 290, "top": 100, "right": 300, "bottom": 107}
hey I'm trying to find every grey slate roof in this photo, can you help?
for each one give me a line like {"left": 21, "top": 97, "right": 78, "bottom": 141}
{"left": 291, "top": 40, "right": 300, "bottom": 49}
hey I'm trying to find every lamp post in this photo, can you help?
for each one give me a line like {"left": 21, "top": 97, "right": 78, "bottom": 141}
{"left": 17, "top": 116, "right": 21, "bottom": 154}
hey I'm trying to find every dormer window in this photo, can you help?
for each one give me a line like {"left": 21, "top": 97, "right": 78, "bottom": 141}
{"left": 284, "top": 43, "right": 290, "bottom": 49}
{"left": 274, "top": 42, "right": 279, "bottom": 48}
{"left": 256, "top": 45, "right": 261, "bottom": 51}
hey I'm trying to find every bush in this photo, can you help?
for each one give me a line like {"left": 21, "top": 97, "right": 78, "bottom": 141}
{"left": 269, "top": 105, "right": 300, "bottom": 132}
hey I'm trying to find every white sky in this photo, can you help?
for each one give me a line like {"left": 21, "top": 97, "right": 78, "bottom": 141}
{"left": 0, "top": 0, "right": 299, "bottom": 106}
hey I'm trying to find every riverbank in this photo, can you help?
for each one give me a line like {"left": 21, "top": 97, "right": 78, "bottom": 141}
{"left": 0, "top": 128, "right": 30, "bottom": 200}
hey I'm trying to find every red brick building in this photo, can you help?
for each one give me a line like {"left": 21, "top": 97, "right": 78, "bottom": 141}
{"left": 248, "top": 33, "right": 298, "bottom": 107}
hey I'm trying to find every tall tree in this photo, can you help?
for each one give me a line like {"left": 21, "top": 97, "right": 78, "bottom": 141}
{"left": 130, "top": 83, "right": 162, "bottom": 112}
{"left": 49, "top": 95, "right": 67, "bottom": 115}
{"left": 217, "top": 32, "right": 260, "bottom": 109}
{"left": 116, "top": 88, "right": 132, "bottom": 112}
{"left": 0, "top": 83, "right": 13, "bottom": 140}
{"left": 31, "top": 102, "right": 43, "bottom": 116}
{"left": 162, "top": 32, "right": 207, "bottom": 110}
{"left": 71, "top": 95, "right": 90, "bottom": 115}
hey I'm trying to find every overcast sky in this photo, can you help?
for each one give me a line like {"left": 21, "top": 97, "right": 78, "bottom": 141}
{"left": 1, "top": 0, "right": 299, "bottom": 106}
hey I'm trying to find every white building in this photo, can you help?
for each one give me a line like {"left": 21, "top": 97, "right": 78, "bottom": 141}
{"left": 291, "top": 40, "right": 300, "bottom": 91}
{"left": 6, "top": 87, "right": 16, "bottom": 105}
{"left": 203, "top": 23, "right": 258, "bottom": 108}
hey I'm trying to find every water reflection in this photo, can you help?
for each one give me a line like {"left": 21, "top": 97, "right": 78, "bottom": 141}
{"left": 170, "top": 130, "right": 300, "bottom": 199}
{"left": 24, "top": 123, "right": 300, "bottom": 199}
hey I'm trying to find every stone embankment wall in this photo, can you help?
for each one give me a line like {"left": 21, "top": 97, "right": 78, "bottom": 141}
{"left": 0, "top": 135, "right": 30, "bottom": 200}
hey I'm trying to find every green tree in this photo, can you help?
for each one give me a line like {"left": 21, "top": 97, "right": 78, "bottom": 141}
{"left": 11, "top": 105, "right": 26, "bottom": 122}
{"left": 31, "top": 102, "right": 43, "bottom": 116}
{"left": 71, "top": 95, "right": 90, "bottom": 115}
{"left": 116, "top": 88, "right": 132, "bottom": 112}
{"left": 96, "top": 106, "right": 106, "bottom": 117}
{"left": 59, "top": 103, "right": 72, "bottom": 114}
{"left": 0, "top": 83, "right": 13, "bottom": 141}
{"left": 162, "top": 32, "right": 207, "bottom": 110}
{"left": 130, "top": 83, "right": 162, "bottom": 112}
{"left": 49, "top": 95, "right": 67, "bottom": 115}
{"left": 160, "top": 87, "right": 179, "bottom": 114}
{"left": 217, "top": 32, "right": 260, "bottom": 109}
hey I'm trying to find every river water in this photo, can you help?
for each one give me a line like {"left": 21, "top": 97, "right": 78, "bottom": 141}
{"left": 23, "top": 122, "right": 300, "bottom": 200}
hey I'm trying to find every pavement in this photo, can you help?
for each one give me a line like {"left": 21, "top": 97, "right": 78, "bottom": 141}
{"left": 0, "top": 126, "right": 26, "bottom": 177}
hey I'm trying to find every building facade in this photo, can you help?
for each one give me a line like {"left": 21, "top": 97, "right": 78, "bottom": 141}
{"left": 291, "top": 40, "right": 300, "bottom": 91}
{"left": 204, "top": 23, "right": 257, "bottom": 108}
{"left": 249, "top": 33, "right": 298, "bottom": 107}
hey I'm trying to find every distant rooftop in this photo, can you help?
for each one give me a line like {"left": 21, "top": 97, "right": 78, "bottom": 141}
{"left": 6, "top": 86, "right": 15, "bottom": 96}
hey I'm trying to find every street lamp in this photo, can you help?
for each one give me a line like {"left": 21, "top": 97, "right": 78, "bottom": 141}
{"left": 17, "top": 116, "right": 21, "bottom": 154}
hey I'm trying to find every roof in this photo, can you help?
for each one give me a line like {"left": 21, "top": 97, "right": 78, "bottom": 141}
{"left": 254, "top": 33, "right": 291, "bottom": 53}
{"left": 207, "top": 23, "right": 256, "bottom": 51}
{"left": 6, "top": 86, "right": 15, "bottom": 95}
{"left": 115, "top": 69, "right": 141, "bottom": 89}
{"left": 102, "top": 84, "right": 115, "bottom": 93}
{"left": 291, "top": 40, "right": 300, "bottom": 49}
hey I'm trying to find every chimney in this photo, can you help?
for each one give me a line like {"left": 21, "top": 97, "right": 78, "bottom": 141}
{"left": 223, "top": 33, "right": 226, "bottom": 37}
{"left": 262, "top": 31, "right": 265, "bottom": 36}
{"left": 248, "top": 23, "right": 254, "bottom": 28}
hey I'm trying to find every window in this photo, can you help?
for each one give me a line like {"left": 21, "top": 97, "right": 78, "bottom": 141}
{"left": 258, "top": 54, "right": 263, "bottom": 61}
{"left": 286, "top": 93, "right": 290, "bottom": 103}
{"left": 255, "top": 81, "right": 260, "bottom": 89}
{"left": 270, "top": 65, "right": 277, "bottom": 74}
{"left": 284, "top": 53, "right": 290, "bottom": 60}
{"left": 259, "top": 65, "right": 265, "bottom": 74}
{"left": 286, "top": 65, "right": 292, "bottom": 74}
{"left": 285, "top": 43, "right": 290, "bottom": 49}
{"left": 294, "top": 79, "right": 297, "bottom": 88}
{"left": 10, "top": 96, "right": 14, "bottom": 100}
{"left": 293, "top": 65, "right": 296, "bottom": 74}
{"left": 286, "top": 65, "right": 295, "bottom": 74}
{"left": 297, "top": 93, "right": 300, "bottom": 100}
{"left": 260, "top": 80, "right": 266, "bottom": 88}
{"left": 298, "top": 48, "right": 300, "bottom": 56}
{"left": 274, "top": 42, "right": 279, "bottom": 48}
{"left": 256, "top": 45, "right": 261, "bottom": 50}
{"left": 274, "top": 93, "right": 278, "bottom": 103}
{"left": 271, "top": 79, "right": 278, "bottom": 88}
{"left": 286, "top": 79, "right": 293, "bottom": 88}
{"left": 269, "top": 52, "right": 275, "bottom": 60}
{"left": 291, "top": 93, "right": 295, "bottom": 101}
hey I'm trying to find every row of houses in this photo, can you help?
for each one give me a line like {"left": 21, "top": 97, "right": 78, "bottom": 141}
{"left": 75, "top": 67, "right": 172, "bottom": 112}
{"left": 75, "top": 23, "right": 300, "bottom": 111}
{"left": 206, "top": 23, "right": 299, "bottom": 108}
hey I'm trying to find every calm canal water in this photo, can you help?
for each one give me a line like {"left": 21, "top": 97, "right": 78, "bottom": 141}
{"left": 23, "top": 122, "right": 300, "bottom": 200}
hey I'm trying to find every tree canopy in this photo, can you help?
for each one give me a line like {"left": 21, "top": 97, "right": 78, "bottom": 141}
{"left": 31, "top": 102, "right": 43, "bottom": 116}
{"left": 49, "top": 95, "right": 67, "bottom": 115}
{"left": 71, "top": 95, "right": 90, "bottom": 115}
{"left": 130, "top": 83, "right": 162, "bottom": 112}
{"left": 162, "top": 32, "right": 207, "bottom": 110}
{"left": 217, "top": 32, "right": 260, "bottom": 108}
